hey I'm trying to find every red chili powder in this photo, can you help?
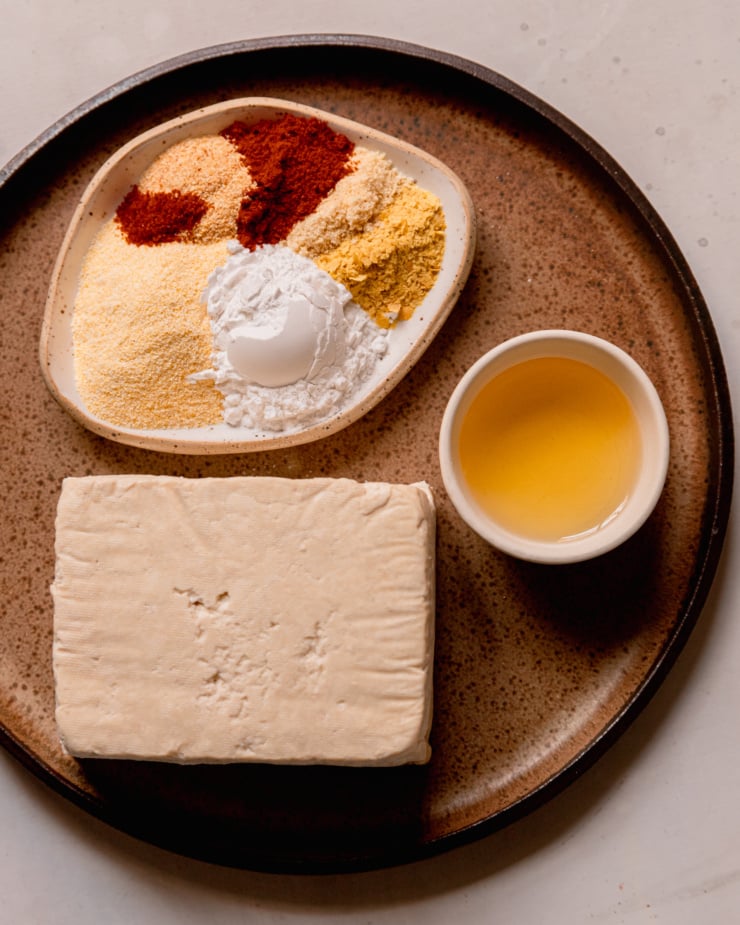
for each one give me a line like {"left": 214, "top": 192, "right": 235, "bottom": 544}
{"left": 115, "top": 186, "right": 210, "bottom": 246}
{"left": 221, "top": 113, "right": 355, "bottom": 249}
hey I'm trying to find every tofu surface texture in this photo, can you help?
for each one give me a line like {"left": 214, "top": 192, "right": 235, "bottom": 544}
{"left": 52, "top": 475, "right": 435, "bottom": 766}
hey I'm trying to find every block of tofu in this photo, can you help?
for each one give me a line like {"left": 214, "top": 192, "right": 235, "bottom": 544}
{"left": 51, "top": 475, "right": 435, "bottom": 766}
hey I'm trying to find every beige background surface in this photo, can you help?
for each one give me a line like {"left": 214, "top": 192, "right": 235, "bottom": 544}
{"left": 1, "top": 2, "right": 738, "bottom": 922}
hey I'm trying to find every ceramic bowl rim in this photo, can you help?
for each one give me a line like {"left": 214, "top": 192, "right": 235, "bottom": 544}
{"left": 438, "top": 328, "right": 671, "bottom": 564}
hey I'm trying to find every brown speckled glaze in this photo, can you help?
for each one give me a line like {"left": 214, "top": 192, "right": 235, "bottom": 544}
{"left": 0, "top": 37, "right": 733, "bottom": 873}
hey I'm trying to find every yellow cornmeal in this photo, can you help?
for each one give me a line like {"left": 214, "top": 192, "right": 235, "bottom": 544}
{"left": 137, "top": 135, "right": 254, "bottom": 244}
{"left": 316, "top": 181, "right": 446, "bottom": 328}
{"left": 287, "top": 148, "right": 402, "bottom": 258}
{"left": 72, "top": 223, "right": 227, "bottom": 429}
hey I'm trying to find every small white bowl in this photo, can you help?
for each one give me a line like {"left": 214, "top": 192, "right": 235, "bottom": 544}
{"left": 439, "top": 330, "right": 670, "bottom": 564}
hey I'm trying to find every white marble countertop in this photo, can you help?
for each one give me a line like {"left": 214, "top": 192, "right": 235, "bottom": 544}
{"left": 2, "top": 2, "right": 738, "bottom": 922}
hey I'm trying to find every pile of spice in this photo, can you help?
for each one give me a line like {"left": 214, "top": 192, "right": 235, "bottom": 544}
{"left": 190, "top": 243, "right": 389, "bottom": 432}
{"left": 72, "top": 110, "right": 446, "bottom": 432}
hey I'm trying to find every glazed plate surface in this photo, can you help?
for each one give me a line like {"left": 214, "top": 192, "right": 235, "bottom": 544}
{"left": 0, "top": 36, "right": 732, "bottom": 872}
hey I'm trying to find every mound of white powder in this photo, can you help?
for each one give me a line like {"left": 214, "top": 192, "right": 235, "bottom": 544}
{"left": 191, "top": 243, "right": 389, "bottom": 432}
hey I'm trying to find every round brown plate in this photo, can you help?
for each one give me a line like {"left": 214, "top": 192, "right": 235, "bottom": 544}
{"left": 0, "top": 35, "right": 733, "bottom": 873}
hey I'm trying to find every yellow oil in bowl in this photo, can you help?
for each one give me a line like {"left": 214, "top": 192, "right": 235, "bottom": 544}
{"left": 458, "top": 356, "right": 642, "bottom": 543}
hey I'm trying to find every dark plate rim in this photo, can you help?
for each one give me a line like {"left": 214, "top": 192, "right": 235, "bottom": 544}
{"left": 0, "top": 33, "right": 734, "bottom": 874}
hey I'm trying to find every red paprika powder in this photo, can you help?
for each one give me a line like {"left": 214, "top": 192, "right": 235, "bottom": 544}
{"left": 115, "top": 186, "right": 210, "bottom": 246}
{"left": 221, "top": 113, "right": 355, "bottom": 250}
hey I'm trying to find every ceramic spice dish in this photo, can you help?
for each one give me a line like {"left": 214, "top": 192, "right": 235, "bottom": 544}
{"left": 39, "top": 97, "right": 476, "bottom": 454}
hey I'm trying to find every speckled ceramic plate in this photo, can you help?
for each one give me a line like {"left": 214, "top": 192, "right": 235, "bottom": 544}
{"left": 40, "top": 97, "right": 475, "bottom": 454}
{"left": 0, "top": 36, "right": 733, "bottom": 873}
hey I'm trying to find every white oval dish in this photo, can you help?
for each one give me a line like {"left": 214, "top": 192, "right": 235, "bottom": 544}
{"left": 439, "top": 330, "right": 670, "bottom": 564}
{"left": 39, "top": 97, "right": 476, "bottom": 454}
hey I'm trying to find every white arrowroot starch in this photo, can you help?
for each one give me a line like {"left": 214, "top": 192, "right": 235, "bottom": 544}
{"left": 191, "top": 243, "right": 389, "bottom": 432}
